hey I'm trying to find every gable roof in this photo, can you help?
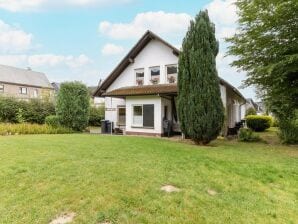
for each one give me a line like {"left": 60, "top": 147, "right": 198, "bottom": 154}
{"left": 0, "top": 64, "right": 53, "bottom": 88}
{"left": 93, "top": 30, "right": 179, "bottom": 96}
{"left": 93, "top": 30, "right": 245, "bottom": 101}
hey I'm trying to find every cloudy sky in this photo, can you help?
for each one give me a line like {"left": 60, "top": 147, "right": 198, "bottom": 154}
{"left": 0, "top": 0, "right": 256, "bottom": 99}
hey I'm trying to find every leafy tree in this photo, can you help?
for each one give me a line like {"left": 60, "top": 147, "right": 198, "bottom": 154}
{"left": 227, "top": 0, "right": 298, "bottom": 143}
{"left": 245, "top": 107, "right": 257, "bottom": 116}
{"left": 177, "top": 10, "right": 224, "bottom": 144}
{"left": 56, "top": 82, "right": 90, "bottom": 131}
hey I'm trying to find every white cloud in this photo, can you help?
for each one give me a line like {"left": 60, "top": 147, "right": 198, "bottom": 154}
{"left": 101, "top": 43, "right": 124, "bottom": 55}
{"left": 0, "top": 0, "right": 132, "bottom": 12}
{"left": 0, "top": 20, "right": 33, "bottom": 53}
{"left": 99, "top": 11, "right": 192, "bottom": 39}
{"left": 0, "top": 54, "right": 92, "bottom": 69}
{"left": 205, "top": 0, "right": 237, "bottom": 40}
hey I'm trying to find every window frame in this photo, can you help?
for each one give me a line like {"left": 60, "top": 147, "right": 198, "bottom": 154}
{"left": 135, "top": 68, "right": 144, "bottom": 86}
{"left": 149, "top": 66, "right": 160, "bottom": 84}
{"left": 132, "top": 104, "right": 154, "bottom": 128}
{"left": 19, "top": 87, "right": 28, "bottom": 95}
{"left": 166, "top": 64, "right": 178, "bottom": 83}
{"left": 132, "top": 104, "right": 143, "bottom": 127}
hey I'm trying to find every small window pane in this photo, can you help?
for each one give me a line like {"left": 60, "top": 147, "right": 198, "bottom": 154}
{"left": 135, "top": 69, "right": 144, "bottom": 85}
{"left": 19, "top": 87, "right": 27, "bottom": 94}
{"left": 150, "top": 66, "right": 160, "bottom": 84}
{"left": 133, "top": 106, "right": 142, "bottom": 126}
{"left": 0, "top": 84, "right": 4, "bottom": 92}
{"left": 167, "top": 65, "right": 178, "bottom": 83}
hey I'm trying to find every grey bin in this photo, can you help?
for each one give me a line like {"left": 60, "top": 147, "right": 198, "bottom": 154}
{"left": 101, "top": 120, "right": 108, "bottom": 133}
{"left": 163, "top": 120, "right": 172, "bottom": 137}
{"left": 106, "top": 121, "right": 113, "bottom": 134}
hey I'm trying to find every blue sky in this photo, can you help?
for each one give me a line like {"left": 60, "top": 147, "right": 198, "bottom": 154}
{"left": 0, "top": 0, "right": 256, "bottom": 99}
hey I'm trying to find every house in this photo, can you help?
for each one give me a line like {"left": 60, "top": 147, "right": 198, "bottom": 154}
{"left": 88, "top": 86, "right": 105, "bottom": 107}
{"left": 93, "top": 31, "right": 246, "bottom": 136}
{"left": 240, "top": 98, "right": 258, "bottom": 119}
{"left": 0, "top": 64, "right": 54, "bottom": 100}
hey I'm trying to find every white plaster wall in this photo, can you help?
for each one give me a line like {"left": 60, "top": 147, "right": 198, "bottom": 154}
{"left": 107, "top": 39, "right": 178, "bottom": 92}
{"left": 125, "top": 96, "right": 162, "bottom": 134}
{"left": 220, "top": 84, "right": 227, "bottom": 108}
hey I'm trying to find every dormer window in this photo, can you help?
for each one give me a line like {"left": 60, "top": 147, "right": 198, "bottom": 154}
{"left": 150, "top": 66, "right": 160, "bottom": 84}
{"left": 135, "top": 68, "right": 144, "bottom": 86}
{"left": 166, "top": 64, "right": 178, "bottom": 83}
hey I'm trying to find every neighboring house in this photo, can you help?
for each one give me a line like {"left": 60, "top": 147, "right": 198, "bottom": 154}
{"left": 0, "top": 64, "right": 54, "bottom": 100}
{"left": 51, "top": 82, "right": 60, "bottom": 94}
{"left": 88, "top": 86, "right": 105, "bottom": 107}
{"left": 240, "top": 98, "right": 258, "bottom": 119}
{"left": 255, "top": 101, "right": 267, "bottom": 115}
{"left": 94, "top": 31, "right": 246, "bottom": 136}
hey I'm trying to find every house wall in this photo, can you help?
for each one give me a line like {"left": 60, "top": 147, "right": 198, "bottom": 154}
{"left": 107, "top": 39, "right": 178, "bottom": 92}
{"left": 105, "top": 97, "right": 125, "bottom": 124}
{"left": 0, "top": 82, "right": 53, "bottom": 100}
{"left": 125, "top": 96, "right": 162, "bottom": 135}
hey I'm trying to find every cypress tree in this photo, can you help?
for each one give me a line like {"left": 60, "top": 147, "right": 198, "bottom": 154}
{"left": 177, "top": 10, "right": 224, "bottom": 144}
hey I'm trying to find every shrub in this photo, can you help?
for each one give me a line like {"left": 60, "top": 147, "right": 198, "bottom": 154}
{"left": 0, "top": 97, "right": 55, "bottom": 124}
{"left": 238, "top": 128, "right": 260, "bottom": 142}
{"left": 56, "top": 82, "right": 90, "bottom": 131}
{"left": 89, "top": 106, "right": 104, "bottom": 126}
{"left": 0, "top": 123, "right": 73, "bottom": 135}
{"left": 45, "top": 115, "right": 60, "bottom": 127}
{"left": 271, "top": 117, "right": 279, "bottom": 127}
{"left": 246, "top": 115, "right": 272, "bottom": 132}
{"left": 278, "top": 113, "right": 298, "bottom": 144}
{"left": 245, "top": 107, "right": 257, "bottom": 116}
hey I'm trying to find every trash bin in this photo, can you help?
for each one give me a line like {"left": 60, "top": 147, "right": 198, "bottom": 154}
{"left": 106, "top": 121, "right": 113, "bottom": 134}
{"left": 163, "top": 120, "right": 172, "bottom": 137}
{"left": 101, "top": 120, "right": 107, "bottom": 133}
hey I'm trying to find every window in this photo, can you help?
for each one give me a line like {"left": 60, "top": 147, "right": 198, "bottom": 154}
{"left": 150, "top": 66, "right": 160, "bottom": 84}
{"left": 0, "top": 84, "right": 4, "bottom": 93}
{"left": 166, "top": 64, "right": 178, "bottom": 83}
{"left": 33, "top": 89, "right": 38, "bottom": 98}
{"left": 19, "top": 87, "right": 27, "bottom": 95}
{"left": 132, "top": 104, "right": 154, "bottom": 128}
{"left": 135, "top": 68, "right": 144, "bottom": 86}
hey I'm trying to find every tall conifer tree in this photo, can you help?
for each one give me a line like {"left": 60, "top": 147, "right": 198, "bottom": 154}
{"left": 177, "top": 10, "right": 224, "bottom": 144}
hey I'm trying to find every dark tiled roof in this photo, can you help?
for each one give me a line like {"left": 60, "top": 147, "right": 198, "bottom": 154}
{"left": 103, "top": 84, "right": 178, "bottom": 97}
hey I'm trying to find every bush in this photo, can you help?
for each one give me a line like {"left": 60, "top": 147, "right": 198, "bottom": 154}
{"left": 246, "top": 115, "right": 272, "bottom": 132}
{"left": 0, "top": 123, "right": 73, "bottom": 135}
{"left": 238, "top": 128, "right": 261, "bottom": 142}
{"left": 245, "top": 107, "right": 257, "bottom": 116}
{"left": 45, "top": 115, "right": 60, "bottom": 127}
{"left": 89, "top": 106, "right": 104, "bottom": 126}
{"left": 56, "top": 82, "right": 90, "bottom": 131}
{"left": 278, "top": 113, "right": 298, "bottom": 144}
{"left": 271, "top": 117, "right": 279, "bottom": 127}
{"left": 0, "top": 97, "right": 55, "bottom": 124}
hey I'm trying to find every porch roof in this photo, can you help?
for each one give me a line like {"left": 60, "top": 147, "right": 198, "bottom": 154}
{"left": 102, "top": 84, "right": 178, "bottom": 97}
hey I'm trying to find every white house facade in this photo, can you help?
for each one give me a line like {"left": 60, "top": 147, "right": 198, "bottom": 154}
{"left": 94, "top": 31, "right": 246, "bottom": 136}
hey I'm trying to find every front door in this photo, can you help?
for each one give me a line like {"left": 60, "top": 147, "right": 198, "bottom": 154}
{"left": 117, "top": 106, "right": 126, "bottom": 126}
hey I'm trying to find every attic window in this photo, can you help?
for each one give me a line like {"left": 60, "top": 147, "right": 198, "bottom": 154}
{"left": 135, "top": 68, "right": 144, "bottom": 86}
{"left": 150, "top": 66, "right": 160, "bottom": 84}
{"left": 166, "top": 64, "right": 178, "bottom": 83}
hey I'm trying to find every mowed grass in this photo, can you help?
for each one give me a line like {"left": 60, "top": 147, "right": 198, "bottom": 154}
{"left": 0, "top": 134, "right": 297, "bottom": 224}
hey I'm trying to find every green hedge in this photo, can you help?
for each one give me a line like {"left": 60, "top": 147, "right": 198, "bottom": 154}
{"left": 89, "top": 106, "right": 104, "bottom": 126}
{"left": 246, "top": 115, "right": 272, "bottom": 132}
{"left": 45, "top": 115, "right": 60, "bottom": 127}
{"left": 0, "top": 123, "right": 74, "bottom": 135}
{"left": 0, "top": 97, "right": 55, "bottom": 124}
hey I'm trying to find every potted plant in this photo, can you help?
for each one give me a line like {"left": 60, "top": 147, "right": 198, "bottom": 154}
{"left": 168, "top": 76, "right": 176, "bottom": 83}
{"left": 150, "top": 77, "right": 159, "bottom": 84}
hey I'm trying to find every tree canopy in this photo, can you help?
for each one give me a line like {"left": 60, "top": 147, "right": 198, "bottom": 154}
{"left": 226, "top": 0, "right": 298, "bottom": 143}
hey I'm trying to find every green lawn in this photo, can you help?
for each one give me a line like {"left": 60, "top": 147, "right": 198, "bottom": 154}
{"left": 0, "top": 134, "right": 297, "bottom": 224}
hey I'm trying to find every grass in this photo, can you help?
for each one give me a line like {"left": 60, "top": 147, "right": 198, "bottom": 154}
{"left": 0, "top": 133, "right": 297, "bottom": 223}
